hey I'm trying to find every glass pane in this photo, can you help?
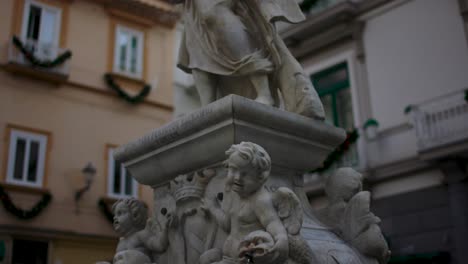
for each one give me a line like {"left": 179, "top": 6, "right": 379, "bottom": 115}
{"left": 312, "top": 63, "right": 349, "bottom": 95}
{"left": 320, "top": 94, "right": 335, "bottom": 126}
{"left": 14, "top": 138, "right": 26, "bottom": 180}
{"left": 113, "top": 161, "right": 121, "bottom": 194}
{"left": 12, "top": 239, "right": 48, "bottom": 264}
{"left": 124, "top": 169, "right": 132, "bottom": 196}
{"left": 27, "top": 5, "right": 41, "bottom": 41}
{"left": 130, "top": 36, "right": 138, "bottom": 73}
{"left": 118, "top": 32, "right": 129, "bottom": 71}
{"left": 27, "top": 141, "right": 39, "bottom": 182}
{"left": 39, "top": 9, "right": 57, "bottom": 45}
{"left": 336, "top": 88, "right": 354, "bottom": 131}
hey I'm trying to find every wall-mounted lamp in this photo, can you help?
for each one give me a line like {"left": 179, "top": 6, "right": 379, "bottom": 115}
{"left": 74, "top": 162, "right": 96, "bottom": 204}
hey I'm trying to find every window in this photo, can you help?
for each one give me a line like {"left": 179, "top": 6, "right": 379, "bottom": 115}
{"left": 6, "top": 129, "right": 48, "bottom": 188}
{"left": 12, "top": 239, "right": 48, "bottom": 264}
{"left": 21, "top": 0, "right": 62, "bottom": 59}
{"left": 113, "top": 25, "right": 144, "bottom": 78}
{"left": 311, "top": 62, "right": 358, "bottom": 166}
{"left": 107, "top": 147, "right": 138, "bottom": 198}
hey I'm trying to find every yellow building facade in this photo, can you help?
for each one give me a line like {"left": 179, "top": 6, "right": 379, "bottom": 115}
{"left": 0, "top": 0, "right": 178, "bottom": 263}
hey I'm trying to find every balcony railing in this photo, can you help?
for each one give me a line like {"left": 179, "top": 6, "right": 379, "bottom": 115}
{"left": 7, "top": 37, "right": 70, "bottom": 77}
{"left": 410, "top": 90, "right": 468, "bottom": 152}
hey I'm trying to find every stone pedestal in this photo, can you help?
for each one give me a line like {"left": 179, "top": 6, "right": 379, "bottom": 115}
{"left": 115, "top": 95, "right": 373, "bottom": 264}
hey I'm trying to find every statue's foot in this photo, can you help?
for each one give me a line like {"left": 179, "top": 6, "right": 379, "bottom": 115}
{"left": 254, "top": 96, "right": 274, "bottom": 106}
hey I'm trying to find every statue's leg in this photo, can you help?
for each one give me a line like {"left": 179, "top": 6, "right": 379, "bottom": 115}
{"left": 250, "top": 74, "right": 274, "bottom": 106}
{"left": 193, "top": 69, "right": 217, "bottom": 105}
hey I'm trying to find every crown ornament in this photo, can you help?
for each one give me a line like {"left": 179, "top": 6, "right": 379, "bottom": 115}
{"left": 170, "top": 169, "right": 216, "bottom": 202}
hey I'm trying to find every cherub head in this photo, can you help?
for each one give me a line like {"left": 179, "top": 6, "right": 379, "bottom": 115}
{"left": 112, "top": 198, "right": 148, "bottom": 236}
{"left": 113, "top": 249, "right": 152, "bottom": 264}
{"left": 326, "top": 168, "right": 363, "bottom": 203}
{"left": 224, "top": 142, "right": 271, "bottom": 197}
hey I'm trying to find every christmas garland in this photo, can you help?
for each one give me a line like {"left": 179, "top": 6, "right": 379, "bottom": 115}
{"left": 12, "top": 36, "right": 72, "bottom": 68}
{"left": 464, "top": 89, "right": 468, "bottom": 102}
{"left": 0, "top": 184, "right": 52, "bottom": 220}
{"left": 311, "top": 129, "right": 359, "bottom": 173}
{"left": 98, "top": 198, "right": 114, "bottom": 224}
{"left": 363, "top": 118, "right": 379, "bottom": 129}
{"left": 104, "top": 73, "right": 151, "bottom": 104}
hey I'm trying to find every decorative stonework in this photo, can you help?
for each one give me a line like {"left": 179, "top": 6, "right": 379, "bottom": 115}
{"left": 102, "top": 138, "right": 389, "bottom": 264}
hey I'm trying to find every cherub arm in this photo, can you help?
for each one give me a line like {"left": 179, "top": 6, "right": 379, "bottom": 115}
{"left": 256, "top": 195, "right": 289, "bottom": 261}
{"left": 139, "top": 217, "right": 170, "bottom": 253}
{"left": 201, "top": 199, "right": 231, "bottom": 233}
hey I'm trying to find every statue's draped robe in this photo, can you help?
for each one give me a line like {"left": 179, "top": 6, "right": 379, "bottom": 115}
{"left": 177, "top": 0, "right": 325, "bottom": 119}
{"left": 177, "top": 0, "right": 304, "bottom": 76}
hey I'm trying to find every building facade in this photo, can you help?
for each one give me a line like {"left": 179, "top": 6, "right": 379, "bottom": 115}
{"left": 283, "top": 0, "right": 468, "bottom": 263}
{"left": 0, "top": 0, "right": 177, "bottom": 263}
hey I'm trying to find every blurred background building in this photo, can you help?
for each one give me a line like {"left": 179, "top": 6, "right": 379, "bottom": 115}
{"left": 0, "top": 0, "right": 177, "bottom": 263}
{"left": 1, "top": 0, "right": 468, "bottom": 264}
{"left": 282, "top": 0, "right": 468, "bottom": 263}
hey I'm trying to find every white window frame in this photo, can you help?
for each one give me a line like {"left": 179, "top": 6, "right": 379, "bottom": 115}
{"left": 21, "top": 0, "right": 62, "bottom": 47}
{"left": 107, "top": 147, "right": 138, "bottom": 199}
{"left": 6, "top": 129, "right": 48, "bottom": 188}
{"left": 113, "top": 25, "right": 144, "bottom": 79}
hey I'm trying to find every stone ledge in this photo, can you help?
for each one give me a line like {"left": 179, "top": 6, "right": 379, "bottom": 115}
{"left": 115, "top": 95, "right": 345, "bottom": 186}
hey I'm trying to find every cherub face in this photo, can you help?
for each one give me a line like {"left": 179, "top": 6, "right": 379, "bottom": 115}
{"left": 226, "top": 153, "right": 263, "bottom": 197}
{"left": 113, "top": 202, "right": 132, "bottom": 235}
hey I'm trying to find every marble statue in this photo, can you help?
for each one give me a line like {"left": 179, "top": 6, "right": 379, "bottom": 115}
{"left": 318, "top": 168, "right": 391, "bottom": 264}
{"left": 98, "top": 198, "right": 173, "bottom": 264}
{"left": 110, "top": 94, "right": 392, "bottom": 264}
{"left": 172, "top": 0, "right": 325, "bottom": 120}
{"left": 113, "top": 250, "right": 154, "bottom": 264}
{"left": 199, "top": 142, "right": 314, "bottom": 264}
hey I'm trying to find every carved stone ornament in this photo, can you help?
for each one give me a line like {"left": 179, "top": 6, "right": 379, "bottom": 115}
{"left": 317, "top": 168, "right": 391, "bottom": 264}
{"left": 107, "top": 95, "right": 390, "bottom": 264}
{"left": 173, "top": 0, "right": 325, "bottom": 120}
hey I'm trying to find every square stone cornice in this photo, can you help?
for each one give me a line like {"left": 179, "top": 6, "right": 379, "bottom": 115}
{"left": 115, "top": 95, "right": 345, "bottom": 186}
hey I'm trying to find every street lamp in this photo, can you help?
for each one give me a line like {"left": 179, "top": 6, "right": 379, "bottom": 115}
{"left": 74, "top": 162, "right": 96, "bottom": 205}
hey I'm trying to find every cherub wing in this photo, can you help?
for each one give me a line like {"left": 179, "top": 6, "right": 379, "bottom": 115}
{"left": 272, "top": 187, "right": 303, "bottom": 235}
{"left": 343, "top": 191, "right": 380, "bottom": 242}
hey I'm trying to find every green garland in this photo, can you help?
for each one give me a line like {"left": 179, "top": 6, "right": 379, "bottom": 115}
{"left": 404, "top": 105, "right": 414, "bottom": 115}
{"left": 104, "top": 73, "right": 151, "bottom": 104}
{"left": 12, "top": 36, "right": 72, "bottom": 68}
{"left": 464, "top": 89, "right": 468, "bottom": 102}
{"left": 98, "top": 198, "right": 114, "bottom": 224}
{"left": 0, "top": 184, "right": 52, "bottom": 220}
{"left": 363, "top": 118, "right": 379, "bottom": 129}
{"left": 311, "top": 129, "right": 359, "bottom": 173}
{"left": 300, "top": 0, "right": 319, "bottom": 11}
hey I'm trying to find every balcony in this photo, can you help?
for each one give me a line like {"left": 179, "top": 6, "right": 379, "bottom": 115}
{"left": 5, "top": 37, "right": 71, "bottom": 84}
{"left": 409, "top": 90, "right": 468, "bottom": 159}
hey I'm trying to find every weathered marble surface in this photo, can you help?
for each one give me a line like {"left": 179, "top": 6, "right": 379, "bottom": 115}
{"left": 172, "top": 0, "right": 325, "bottom": 119}
{"left": 108, "top": 96, "right": 389, "bottom": 264}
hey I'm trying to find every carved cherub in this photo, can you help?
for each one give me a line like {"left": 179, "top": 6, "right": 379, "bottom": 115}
{"left": 320, "top": 168, "right": 391, "bottom": 264}
{"left": 111, "top": 198, "right": 172, "bottom": 263}
{"left": 113, "top": 249, "right": 154, "bottom": 264}
{"left": 200, "top": 142, "right": 314, "bottom": 264}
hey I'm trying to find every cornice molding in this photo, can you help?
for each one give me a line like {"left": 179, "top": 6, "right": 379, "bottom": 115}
{"left": 93, "top": 0, "right": 180, "bottom": 28}
{"left": 282, "top": 0, "right": 401, "bottom": 59}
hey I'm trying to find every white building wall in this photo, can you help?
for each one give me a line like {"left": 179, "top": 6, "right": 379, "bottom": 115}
{"left": 363, "top": 0, "right": 468, "bottom": 131}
